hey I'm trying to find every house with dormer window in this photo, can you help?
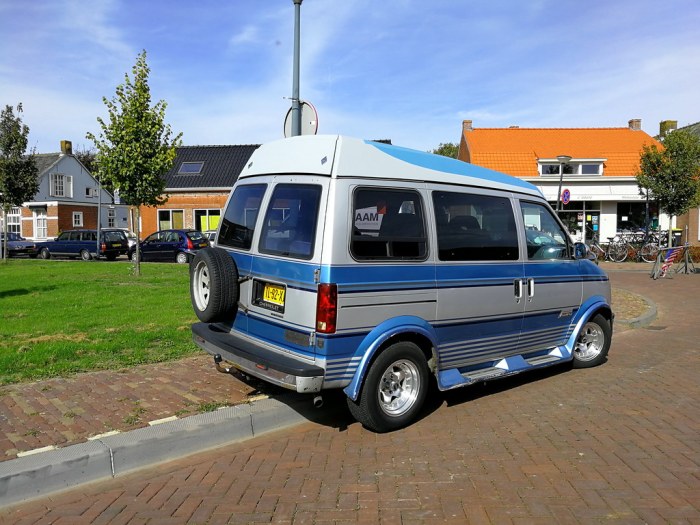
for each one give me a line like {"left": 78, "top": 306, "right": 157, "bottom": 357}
{"left": 7, "top": 141, "right": 130, "bottom": 240}
{"left": 458, "top": 119, "right": 664, "bottom": 244}
{"left": 138, "top": 144, "right": 259, "bottom": 237}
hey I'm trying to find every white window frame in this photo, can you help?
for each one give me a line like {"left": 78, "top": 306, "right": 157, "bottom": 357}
{"left": 7, "top": 207, "right": 21, "bottom": 234}
{"left": 34, "top": 209, "right": 48, "bottom": 239}
{"left": 73, "top": 211, "right": 83, "bottom": 227}
{"left": 158, "top": 209, "right": 185, "bottom": 230}
{"left": 538, "top": 159, "right": 605, "bottom": 177}
{"left": 50, "top": 174, "right": 73, "bottom": 198}
{"left": 108, "top": 208, "right": 116, "bottom": 227}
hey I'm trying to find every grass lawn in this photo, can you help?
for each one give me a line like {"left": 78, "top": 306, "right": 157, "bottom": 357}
{"left": 0, "top": 259, "right": 199, "bottom": 385}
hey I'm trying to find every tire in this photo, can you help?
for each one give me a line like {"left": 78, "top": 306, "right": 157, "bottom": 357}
{"left": 190, "top": 247, "right": 239, "bottom": 323}
{"left": 39, "top": 247, "right": 51, "bottom": 260}
{"left": 346, "top": 341, "right": 429, "bottom": 432}
{"left": 609, "top": 243, "right": 628, "bottom": 263}
{"left": 130, "top": 251, "right": 140, "bottom": 263}
{"left": 80, "top": 249, "right": 92, "bottom": 261}
{"left": 572, "top": 314, "right": 611, "bottom": 368}
{"left": 640, "top": 243, "right": 659, "bottom": 263}
{"left": 176, "top": 252, "right": 189, "bottom": 264}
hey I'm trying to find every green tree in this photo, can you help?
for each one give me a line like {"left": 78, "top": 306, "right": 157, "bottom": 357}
{"left": 87, "top": 50, "right": 182, "bottom": 275}
{"left": 636, "top": 129, "right": 700, "bottom": 246}
{"left": 0, "top": 104, "right": 39, "bottom": 262}
{"left": 431, "top": 142, "right": 459, "bottom": 159}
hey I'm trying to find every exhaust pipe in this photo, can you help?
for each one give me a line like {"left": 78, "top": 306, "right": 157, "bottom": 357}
{"left": 312, "top": 395, "right": 323, "bottom": 408}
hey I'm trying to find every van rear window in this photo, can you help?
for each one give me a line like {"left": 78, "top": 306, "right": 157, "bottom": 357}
{"left": 218, "top": 184, "right": 266, "bottom": 250}
{"left": 259, "top": 184, "right": 321, "bottom": 260}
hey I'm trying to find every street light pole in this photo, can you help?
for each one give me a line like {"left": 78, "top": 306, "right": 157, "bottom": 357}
{"left": 555, "top": 154, "right": 572, "bottom": 214}
{"left": 291, "top": 0, "right": 302, "bottom": 137}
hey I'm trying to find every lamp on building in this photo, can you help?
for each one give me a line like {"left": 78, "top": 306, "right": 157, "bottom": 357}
{"left": 555, "top": 155, "right": 572, "bottom": 214}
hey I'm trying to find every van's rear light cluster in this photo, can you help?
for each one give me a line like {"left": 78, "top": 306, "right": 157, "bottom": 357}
{"left": 316, "top": 283, "right": 337, "bottom": 334}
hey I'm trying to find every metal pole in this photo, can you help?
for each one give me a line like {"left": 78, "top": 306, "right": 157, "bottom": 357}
{"left": 291, "top": 0, "right": 302, "bottom": 137}
{"left": 556, "top": 163, "right": 563, "bottom": 213}
{"left": 96, "top": 177, "right": 101, "bottom": 259}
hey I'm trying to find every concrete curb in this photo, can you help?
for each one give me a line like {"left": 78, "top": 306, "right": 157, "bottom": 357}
{"left": 615, "top": 289, "right": 658, "bottom": 329}
{"left": 0, "top": 395, "right": 329, "bottom": 508}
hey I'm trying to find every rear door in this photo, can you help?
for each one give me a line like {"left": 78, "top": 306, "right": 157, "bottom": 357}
{"left": 140, "top": 232, "right": 162, "bottom": 261}
{"left": 517, "top": 200, "right": 582, "bottom": 354}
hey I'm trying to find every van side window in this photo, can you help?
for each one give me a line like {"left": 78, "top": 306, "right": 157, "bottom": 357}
{"left": 351, "top": 188, "right": 427, "bottom": 260}
{"left": 432, "top": 191, "right": 518, "bottom": 261}
{"left": 520, "top": 201, "right": 570, "bottom": 260}
{"left": 259, "top": 184, "right": 321, "bottom": 259}
{"left": 218, "top": 184, "right": 266, "bottom": 250}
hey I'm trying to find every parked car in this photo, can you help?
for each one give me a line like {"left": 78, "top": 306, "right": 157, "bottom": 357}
{"left": 0, "top": 232, "right": 37, "bottom": 257}
{"left": 129, "top": 229, "right": 209, "bottom": 264}
{"left": 203, "top": 230, "right": 217, "bottom": 243}
{"left": 35, "top": 229, "right": 130, "bottom": 261}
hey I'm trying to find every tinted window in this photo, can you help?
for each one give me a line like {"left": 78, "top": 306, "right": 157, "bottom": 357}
{"left": 351, "top": 188, "right": 426, "bottom": 260}
{"left": 520, "top": 201, "right": 570, "bottom": 260}
{"left": 433, "top": 191, "right": 518, "bottom": 261}
{"left": 219, "top": 184, "right": 266, "bottom": 250}
{"left": 259, "top": 184, "right": 321, "bottom": 259}
{"left": 186, "top": 231, "right": 206, "bottom": 242}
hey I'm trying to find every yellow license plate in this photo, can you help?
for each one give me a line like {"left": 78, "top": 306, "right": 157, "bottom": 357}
{"left": 263, "top": 284, "right": 286, "bottom": 306}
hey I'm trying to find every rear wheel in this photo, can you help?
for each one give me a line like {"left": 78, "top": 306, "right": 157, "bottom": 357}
{"left": 347, "top": 342, "right": 429, "bottom": 432}
{"left": 176, "top": 252, "right": 189, "bottom": 264}
{"left": 573, "top": 314, "right": 611, "bottom": 368}
{"left": 609, "top": 242, "right": 628, "bottom": 263}
{"left": 190, "top": 247, "right": 239, "bottom": 323}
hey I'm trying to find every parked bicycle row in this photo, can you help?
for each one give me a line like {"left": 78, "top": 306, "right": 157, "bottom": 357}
{"left": 586, "top": 229, "right": 671, "bottom": 263}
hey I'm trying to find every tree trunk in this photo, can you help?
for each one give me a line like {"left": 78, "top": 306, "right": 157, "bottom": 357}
{"left": 134, "top": 206, "right": 141, "bottom": 276}
{"left": 1, "top": 208, "right": 8, "bottom": 262}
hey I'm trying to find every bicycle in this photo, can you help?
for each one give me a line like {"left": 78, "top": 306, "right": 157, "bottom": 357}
{"left": 607, "top": 229, "right": 662, "bottom": 263}
{"left": 586, "top": 235, "right": 627, "bottom": 263}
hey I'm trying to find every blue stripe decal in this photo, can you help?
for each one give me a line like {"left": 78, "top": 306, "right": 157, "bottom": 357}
{"left": 365, "top": 140, "right": 540, "bottom": 193}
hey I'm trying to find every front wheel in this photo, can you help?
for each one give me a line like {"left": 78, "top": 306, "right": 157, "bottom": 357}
{"left": 640, "top": 243, "right": 659, "bottom": 263}
{"left": 608, "top": 243, "right": 628, "bottom": 263}
{"left": 80, "top": 249, "right": 92, "bottom": 261}
{"left": 39, "top": 247, "right": 51, "bottom": 260}
{"left": 573, "top": 314, "right": 611, "bottom": 368}
{"left": 347, "top": 341, "right": 429, "bottom": 432}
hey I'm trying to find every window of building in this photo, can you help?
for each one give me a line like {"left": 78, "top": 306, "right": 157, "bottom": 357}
{"left": 158, "top": 209, "right": 184, "bottom": 230}
{"left": 177, "top": 162, "right": 204, "bottom": 175}
{"left": 108, "top": 208, "right": 116, "bottom": 227}
{"left": 7, "top": 207, "right": 21, "bottom": 234}
{"left": 73, "top": 211, "right": 83, "bottom": 227}
{"left": 351, "top": 188, "right": 427, "bottom": 260}
{"left": 539, "top": 161, "right": 604, "bottom": 176}
{"left": 34, "top": 209, "right": 47, "bottom": 238}
{"left": 194, "top": 209, "right": 221, "bottom": 232}
{"left": 616, "top": 202, "right": 658, "bottom": 231}
{"left": 50, "top": 174, "right": 73, "bottom": 197}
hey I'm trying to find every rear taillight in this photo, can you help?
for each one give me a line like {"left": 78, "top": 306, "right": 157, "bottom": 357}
{"left": 100, "top": 242, "right": 107, "bottom": 252}
{"left": 186, "top": 237, "right": 194, "bottom": 249}
{"left": 316, "top": 283, "right": 337, "bottom": 334}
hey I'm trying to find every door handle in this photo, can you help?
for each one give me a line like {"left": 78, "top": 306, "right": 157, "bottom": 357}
{"left": 527, "top": 278, "right": 535, "bottom": 300}
{"left": 514, "top": 279, "right": 523, "bottom": 302}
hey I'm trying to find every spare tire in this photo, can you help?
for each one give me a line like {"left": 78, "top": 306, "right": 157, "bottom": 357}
{"left": 190, "top": 247, "right": 239, "bottom": 323}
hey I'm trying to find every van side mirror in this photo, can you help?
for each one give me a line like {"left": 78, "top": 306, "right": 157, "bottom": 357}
{"left": 573, "top": 242, "right": 595, "bottom": 261}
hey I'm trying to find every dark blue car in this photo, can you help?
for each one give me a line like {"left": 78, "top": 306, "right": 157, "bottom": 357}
{"left": 129, "top": 229, "right": 209, "bottom": 264}
{"left": 35, "top": 229, "right": 130, "bottom": 261}
{"left": 0, "top": 232, "right": 37, "bottom": 257}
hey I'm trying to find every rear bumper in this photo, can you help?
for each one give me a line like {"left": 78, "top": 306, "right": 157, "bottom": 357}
{"left": 191, "top": 322, "right": 325, "bottom": 393}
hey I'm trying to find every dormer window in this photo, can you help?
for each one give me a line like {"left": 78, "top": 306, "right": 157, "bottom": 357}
{"left": 538, "top": 159, "right": 604, "bottom": 176}
{"left": 178, "top": 161, "right": 204, "bottom": 175}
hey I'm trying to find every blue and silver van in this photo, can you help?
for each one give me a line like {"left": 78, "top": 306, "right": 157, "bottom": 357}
{"left": 190, "top": 135, "right": 613, "bottom": 432}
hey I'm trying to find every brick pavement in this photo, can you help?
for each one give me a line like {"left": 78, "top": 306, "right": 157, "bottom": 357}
{"left": 2, "top": 266, "right": 699, "bottom": 523}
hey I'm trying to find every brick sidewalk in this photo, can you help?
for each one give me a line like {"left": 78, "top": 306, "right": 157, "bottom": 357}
{"left": 3, "top": 268, "right": 698, "bottom": 523}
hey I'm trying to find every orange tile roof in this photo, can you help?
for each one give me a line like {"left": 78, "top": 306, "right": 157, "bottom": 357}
{"left": 461, "top": 127, "right": 662, "bottom": 177}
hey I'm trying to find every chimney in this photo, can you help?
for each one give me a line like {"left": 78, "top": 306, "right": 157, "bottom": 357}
{"left": 463, "top": 120, "right": 473, "bottom": 132}
{"left": 60, "top": 140, "right": 73, "bottom": 155}
{"left": 628, "top": 119, "right": 641, "bottom": 131}
{"left": 659, "top": 120, "right": 678, "bottom": 138}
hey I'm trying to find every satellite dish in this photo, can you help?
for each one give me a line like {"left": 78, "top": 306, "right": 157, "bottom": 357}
{"left": 284, "top": 101, "right": 318, "bottom": 137}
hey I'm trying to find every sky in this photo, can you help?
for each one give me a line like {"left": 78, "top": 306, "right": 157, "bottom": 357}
{"left": 1, "top": 0, "right": 699, "bottom": 154}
